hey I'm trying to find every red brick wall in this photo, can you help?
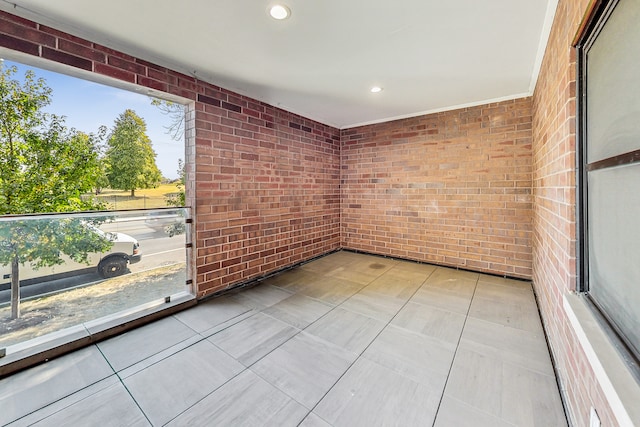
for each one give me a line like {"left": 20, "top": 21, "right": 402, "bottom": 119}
{"left": 532, "top": 0, "right": 619, "bottom": 425}
{"left": 0, "top": 11, "right": 341, "bottom": 298}
{"left": 2, "top": 11, "right": 627, "bottom": 424}
{"left": 192, "top": 99, "right": 341, "bottom": 296}
{"left": 341, "top": 99, "right": 533, "bottom": 279}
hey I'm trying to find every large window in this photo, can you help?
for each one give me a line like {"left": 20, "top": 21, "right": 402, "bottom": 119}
{"left": 577, "top": 0, "right": 640, "bottom": 361}
{"left": 0, "top": 56, "right": 192, "bottom": 365}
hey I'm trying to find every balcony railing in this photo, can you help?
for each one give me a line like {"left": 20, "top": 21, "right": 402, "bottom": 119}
{"left": 0, "top": 208, "right": 193, "bottom": 360}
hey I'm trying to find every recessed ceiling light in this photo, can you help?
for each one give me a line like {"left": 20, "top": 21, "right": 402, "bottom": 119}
{"left": 270, "top": 5, "right": 291, "bottom": 20}
{"left": 370, "top": 86, "right": 383, "bottom": 93}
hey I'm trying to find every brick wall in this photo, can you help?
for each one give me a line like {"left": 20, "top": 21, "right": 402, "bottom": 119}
{"left": 192, "top": 99, "right": 341, "bottom": 296}
{"left": 341, "top": 99, "right": 533, "bottom": 279}
{"left": 2, "top": 9, "right": 628, "bottom": 424}
{"left": 531, "top": 0, "right": 619, "bottom": 425}
{"left": 0, "top": 11, "right": 341, "bottom": 298}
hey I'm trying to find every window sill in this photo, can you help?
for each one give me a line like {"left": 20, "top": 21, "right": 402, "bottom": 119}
{"left": 0, "top": 291, "right": 196, "bottom": 378}
{"left": 564, "top": 292, "right": 640, "bottom": 425}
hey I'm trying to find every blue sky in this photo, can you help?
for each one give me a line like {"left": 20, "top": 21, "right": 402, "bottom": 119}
{"left": 5, "top": 60, "right": 184, "bottom": 179}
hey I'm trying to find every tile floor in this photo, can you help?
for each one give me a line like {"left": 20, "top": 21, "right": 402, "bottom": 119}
{"left": 0, "top": 251, "right": 567, "bottom": 426}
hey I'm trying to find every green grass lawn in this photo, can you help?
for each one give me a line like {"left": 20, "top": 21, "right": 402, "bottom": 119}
{"left": 89, "top": 183, "right": 182, "bottom": 210}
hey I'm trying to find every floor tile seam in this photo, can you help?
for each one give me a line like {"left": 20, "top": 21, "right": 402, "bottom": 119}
{"left": 183, "top": 308, "right": 258, "bottom": 338}
{"left": 429, "top": 268, "right": 480, "bottom": 278}
{"left": 245, "top": 365, "right": 319, "bottom": 413}
{"left": 237, "top": 308, "right": 305, "bottom": 332}
{"left": 114, "top": 331, "right": 233, "bottom": 383}
{"left": 456, "top": 320, "right": 549, "bottom": 347}
{"left": 424, "top": 273, "right": 479, "bottom": 282}
{"left": 240, "top": 295, "right": 362, "bottom": 368}
{"left": 156, "top": 260, "right": 424, "bottom": 421}
{"left": 113, "top": 372, "right": 155, "bottom": 426}
{"left": 3, "top": 370, "right": 119, "bottom": 427}
{"left": 455, "top": 338, "right": 556, "bottom": 378}
{"left": 206, "top": 318, "right": 301, "bottom": 367}
{"left": 331, "top": 300, "right": 395, "bottom": 323}
{"left": 430, "top": 276, "right": 480, "bottom": 427}
{"left": 485, "top": 350, "right": 559, "bottom": 380}
{"left": 328, "top": 264, "right": 437, "bottom": 330}
{"left": 264, "top": 299, "right": 337, "bottom": 322}
{"left": 171, "top": 312, "right": 205, "bottom": 334}
{"left": 291, "top": 275, "right": 373, "bottom": 308}
{"left": 101, "top": 328, "right": 206, "bottom": 375}
{"left": 461, "top": 316, "right": 548, "bottom": 342}
{"left": 437, "top": 393, "right": 519, "bottom": 427}
{"left": 399, "top": 299, "right": 471, "bottom": 320}
{"left": 224, "top": 298, "right": 348, "bottom": 373}
{"left": 333, "top": 264, "right": 397, "bottom": 279}
{"left": 355, "top": 271, "right": 433, "bottom": 297}
{"left": 476, "top": 281, "right": 533, "bottom": 292}
{"left": 171, "top": 308, "right": 254, "bottom": 335}
{"left": 205, "top": 334, "right": 257, "bottom": 368}
{"left": 465, "top": 312, "right": 543, "bottom": 335}
{"left": 474, "top": 283, "right": 535, "bottom": 296}
{"left": 350, "top": 289, "right": 414, "bottom": 305}
{"left": 332, "top": 283, "right": 411, "bottom": 321}
{"left": 358, "top": 350, "right": 451, "bottom": 392}
{"left": 228, "top": 283, "right": 297, "bottom": 305}
{"left": 476, "top": 278, "right": 533, "bottom": 288}
{"left": 295, "top": 411, "right": 332, "bottom": 427}
{"left": 419, "top": 277, "right": 478, "bottom": 287}
{"left": 419, "top": 285, "right": 478, "bottom": 297}
{"left": 160, "top": 367, "right": 253, "bottom": 426}
{"left": 99, "top": 335, "right": 219, "bottom": 426}
{"left": 305, "top": 338, "right": 446, "bottom": 424}
{"left": 303, "top": 266, "right": 439, "bottom": 418}
{"left": 378, "top": 322, "right": 459, "bottom": 351}
{"left": 1, "top": 323, "right": 106, "bottom": 401}
{"left": 402, "top": 297, "right": 472, "bottom": 316}
{"left": 364, "top": 272, "right": 427, "bottom": 287}
{"left": 471, "top": 289, "right": 537, "bottom": 303}
{"left": 320, "top": 273, "right": 380, "bottom": 290}
{"left": 408, "top": 284, "right": 476, "bottom": 312}
{"left": 304, "top": 288, "right": 361, "bottom": 306}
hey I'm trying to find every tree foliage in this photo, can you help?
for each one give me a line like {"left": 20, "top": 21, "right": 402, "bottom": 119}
{"left": 104, "top": 109, "right": 162, "bottom": 196}
{"left": 150, "top": 98, "right": 185, "bottom": 142}
{"left": 166, "top": 159, "right": 185, "bottom": 208}
{"left": 151, "top": 98, "right": 186, "bottom": 208}
{"left": 163, "top": 160, "right": 186, "bottom": 237}
{"left": 0, "top": 65, "right": 110, "bottom": 318}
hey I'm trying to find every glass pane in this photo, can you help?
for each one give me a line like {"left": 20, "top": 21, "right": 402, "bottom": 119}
{"left": 588, "top": 164, "right": 640, "bottom": 355}
{"left": 0, "top": 208, "right": 190, "bottom": 350}
{"left": 586, "top": 0, "right": 640, "bottom": 163}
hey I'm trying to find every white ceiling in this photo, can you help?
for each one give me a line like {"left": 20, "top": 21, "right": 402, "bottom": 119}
{"left": 0, "top": 0, "right": 558, "bottom": 129}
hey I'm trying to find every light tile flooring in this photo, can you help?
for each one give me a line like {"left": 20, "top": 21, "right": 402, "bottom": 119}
{"left": 0, "top": 251, "right": 567, "bottom": 426}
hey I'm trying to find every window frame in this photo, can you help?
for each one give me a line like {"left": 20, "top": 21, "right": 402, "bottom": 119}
{"left": 575, "top": 0, "right": 640, "bottom": 370}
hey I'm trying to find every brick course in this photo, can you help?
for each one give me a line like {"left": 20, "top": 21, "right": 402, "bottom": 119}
{"left": 341, "top": 99, "right": 533, "bottom": 279}
{"left": 192, "top": 103, "right": 341, "bottom": 296}
{"left": 0, "top": 7, "right": 629, "bottom": 424}
{"left": 0, "top": 10, "right": 341, "bottom": 298}
{"left": 532, "top": 0, "right": 620, "bottom": 425}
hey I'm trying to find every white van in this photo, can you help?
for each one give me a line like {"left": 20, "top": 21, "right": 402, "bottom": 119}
{"left": 0, "top": 227, "right": 141, "bottom": 289}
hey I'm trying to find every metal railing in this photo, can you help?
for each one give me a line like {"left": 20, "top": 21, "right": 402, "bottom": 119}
{"left": 0, "top": 208, "right": 191, "bottom": 352}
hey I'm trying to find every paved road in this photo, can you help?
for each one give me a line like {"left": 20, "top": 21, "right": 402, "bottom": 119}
{"left": 0, "top": 220, "right": 185, "bottom": 304}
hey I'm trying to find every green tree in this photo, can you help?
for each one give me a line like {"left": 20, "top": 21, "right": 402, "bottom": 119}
{"left": 0, "top": 65, "right": 110, "bottom": 318}
{"left": 150, "top": 98, "right": 186, "bottom": 208}
{"left": 163, "top": 160, "right": 186, "bottom": 237}
{"left": 90, "top": 125, "right": 109, "bottom": 195}
{"left": 166, "top": 159, "right": 185, "bottom": 207}
{"left": 105, "top": 109, "right": 162, "bottom": 197}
